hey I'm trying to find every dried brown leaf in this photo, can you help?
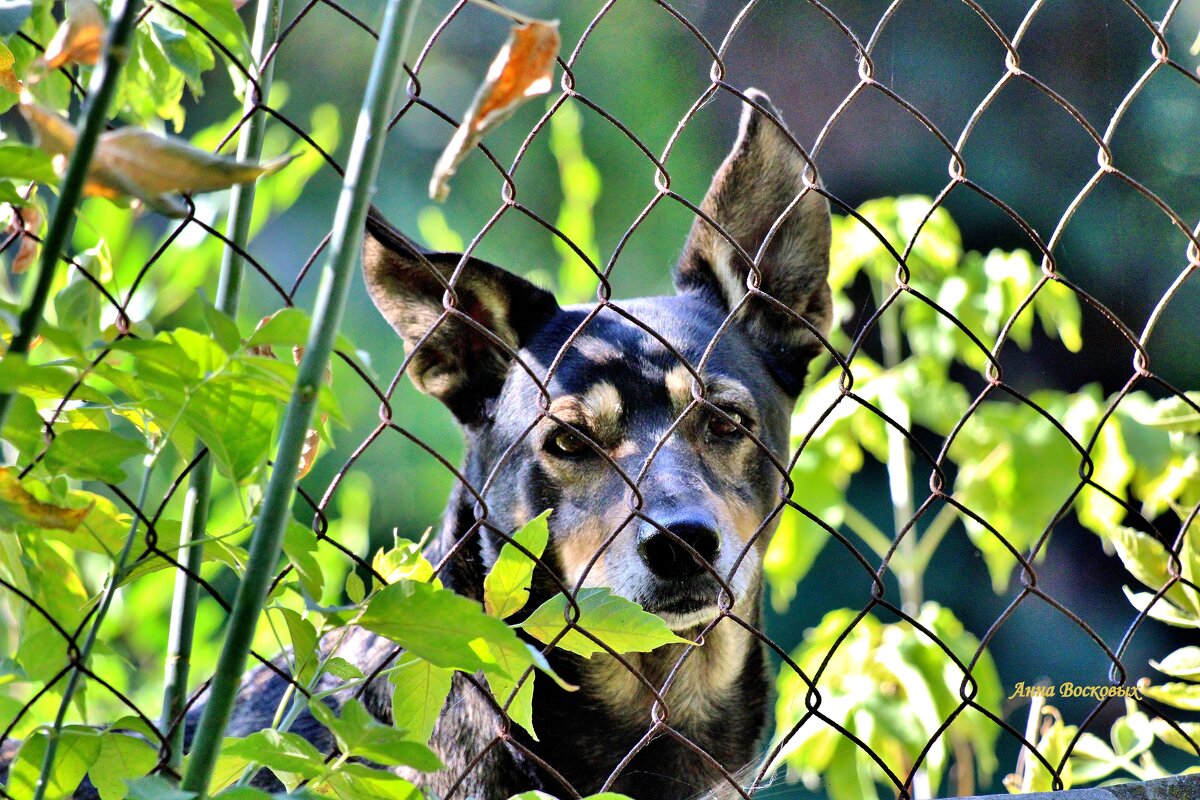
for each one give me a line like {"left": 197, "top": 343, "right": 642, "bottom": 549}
{"left": 0, "top": 467, "right": 92, "bottom": 531}
{"left": 430, "top": 20, "right": 560, "bottom": 201}
{"left": 291, "top": 344, "right": 330, "bottom": 480}
{"left": 42, "top": 0, "right": 106, "bottom": 70}
{"left": 19, "top": 103, "right": 294, "bottom": 217}
{"left": 6, "top": 204, "right": 41, "bottom": 274}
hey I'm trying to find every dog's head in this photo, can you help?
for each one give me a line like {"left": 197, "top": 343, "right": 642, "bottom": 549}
{"left": 364, "top": 90, "right": 831, "bottom": 631}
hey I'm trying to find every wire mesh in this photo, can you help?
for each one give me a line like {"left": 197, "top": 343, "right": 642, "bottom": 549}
{"left": 1, "top": 1, "right": 1199, "bottom": 798}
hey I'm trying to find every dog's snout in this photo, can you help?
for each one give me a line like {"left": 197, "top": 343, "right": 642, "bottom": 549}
{"left": 637, "top": 520, "right": 721, "bottom": 580}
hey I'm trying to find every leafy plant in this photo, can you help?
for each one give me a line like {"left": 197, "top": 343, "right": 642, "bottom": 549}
{"left": 766, "top": 196, "right": 1199, "bottom": 797}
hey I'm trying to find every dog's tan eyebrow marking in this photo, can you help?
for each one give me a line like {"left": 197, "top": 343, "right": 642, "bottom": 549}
{"left": 665, "top": 364, "right": 697, "bottom": 414}
{"left": 664, "top": 366, "right": 754, "bottom": 418}
{"left": 546, "top": 381, "right": 624, "bottom": 443}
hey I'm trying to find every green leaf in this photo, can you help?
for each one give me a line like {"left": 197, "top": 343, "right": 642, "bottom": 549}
{"left": 321, "top": 764, "right": 421, "bottom": 800}
{"left": 1109, "top": 525, "right": 1198, "bottom": 615}
{"left": 1140, "top": 682, "right": 1200, "bottom": 711}
{"left": 388, "top": 653, "right": 453, "bottom": 744}
{"left": 0, "top": 143, "right": 58, "bottom": 183}
{"left": 486, "top": 670, "right": 537, "bottom": 740}
{"left": 202, "top": 300, "right": 242, "bottom": 354}
{"left": 324, "top": 656, "right": 364, "bottom": 681}
{"left": 359, "top": 579, "right": 531, "bottom": 677}
{"left": 309, "top": 698, "right": 442, "bottom": 771}
{"left": 1137, "top": 393, "right": 1200, "bottom": 434}
{"left": 1152, "top": 646, "right": 1200, "bottom": 680}
{"left": 8, "top": 726, "right": 102, "bottom": 800}
{"left": 282, "top": 522, "right": 324, "bottom": 600}
{"left": 126, "top": 776, "right": 198, "bottom": 800}
{"left": 520, "top": 587, "right": 691, "bottom": 657}
{"left": 1150, "top": 717, "right": 1200, "bottom": 753}
{"left": 222, "top": 730, "right": 327, "bottom": 779}
{"left": 274, "top": 606, "right": 318, "bottom": 686}
{"left": 42, "top": 429, "right": 148, "bottom": 483}
{"left": 246, "top": 308, "right": 355, "bottom": 354}
{"left": 484, "top": 509, "right": 551, "bottom": 618}
{"left": 89, "top": 733, "right": 158, "bottom": 800}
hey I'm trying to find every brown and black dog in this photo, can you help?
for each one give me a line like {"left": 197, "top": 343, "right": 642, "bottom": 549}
{"left": 2, "top": 88, "right": 832, "bottom": 800}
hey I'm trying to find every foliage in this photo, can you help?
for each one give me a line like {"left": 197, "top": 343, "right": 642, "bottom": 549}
{"left": 765, "top": 196, "right": 1199, "bottom": 797}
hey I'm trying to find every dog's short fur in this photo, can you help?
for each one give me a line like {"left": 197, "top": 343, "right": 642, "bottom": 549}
{"left": 1, "top": 89, "right": 832, "bottom": 800}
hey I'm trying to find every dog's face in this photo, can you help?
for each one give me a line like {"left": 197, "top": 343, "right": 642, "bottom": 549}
{"left": 363, "top": 91, "right": 831, "bottom": 631}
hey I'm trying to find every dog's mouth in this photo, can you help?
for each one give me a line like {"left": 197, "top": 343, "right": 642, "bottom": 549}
{"left": 641, "top": 580, "right": 724, "bottom": 632}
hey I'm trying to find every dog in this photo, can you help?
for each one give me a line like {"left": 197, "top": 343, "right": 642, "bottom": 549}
{"left": 1, "top": 88, "right": 832, "bottom": 800}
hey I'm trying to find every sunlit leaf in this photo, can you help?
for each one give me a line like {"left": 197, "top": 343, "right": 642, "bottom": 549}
{"left": 430, "top": 19, "right": 560, "bottom": 200}
{"left": 1140, "top": 682, "right": 1200, "bottom": 711}
{"left": 0, "top": 143, "right": 57, "bottom": 183}
{"left": 308, "top": 698, "right": 442, "bottom": 771}
{"left": 359, "top": 579, "right": 531, "bottom": 678}
{"left": 388, "top": 653, "right": 453, "bottom": 745}
{"left": 222, "top": 730, "right": 327, "bottom": 780}
{"left": 1150, "top": 717, "right": 1200, "bottom": 753}
{"left": 42, "top": 428, "right": 148, "bottom": 483}
{"left": 1152, "top": 646, "right": 1200, "bottom": 681}
{"left": 519, "top": 587, "right": 691, "bottom": 657}
{"left": 42, "top": 0, "right": 105, "bottom": 69}
{"left": 1137, "top": 392, "right": 1200, "bottom": 434}
{"left": 88, "top": 732, "right": 158, "bottom": 800}
{"left": 484, "top": 509, "right": 551, "bottom": 618}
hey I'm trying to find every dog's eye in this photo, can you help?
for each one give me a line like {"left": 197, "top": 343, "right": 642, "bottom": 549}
{"left": 708, "top": 408, "right": 746, "bottom": 438}
{"left": 546, "top": 427, "right": 590, "bottom": 458}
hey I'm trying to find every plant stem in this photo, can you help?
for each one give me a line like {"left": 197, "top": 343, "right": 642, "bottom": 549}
{"left": 873, "top": 276, "right": 920, "bottom": 615}
{"left": 0, "top": 0, "right": 141, "bottom": 431}
{"left": 911, "top": 502, "right": 959, "bottom": 575}
{"left": 159, "top": 0, "right": 283, "bottom": 772}
{"left": 178, "top": 0, "right": 421, "bottom": 793}
{"left": 843, "top": 505, "right": 895, "bottom": 562}
{"left": 32, "top": 460, "right": 154, "bottom": 800}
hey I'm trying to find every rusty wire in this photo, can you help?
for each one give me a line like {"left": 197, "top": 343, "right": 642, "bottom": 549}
{"left": 2, "top": 1, "right": 1200, "bottom": 798}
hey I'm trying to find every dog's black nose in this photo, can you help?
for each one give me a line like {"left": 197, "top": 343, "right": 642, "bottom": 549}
{"left": 638, "top": 520, "right": 721, "bottom": 580}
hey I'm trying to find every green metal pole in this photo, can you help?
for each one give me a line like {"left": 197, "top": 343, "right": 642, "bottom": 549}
{"left": 159, "top": 0, "right": 284, "bottom": 772}
{"left": 179, "top": 0, "right": 421, "bottom": 793}
{"left": 0, "top": 0, "right": 142, "bottom": 430}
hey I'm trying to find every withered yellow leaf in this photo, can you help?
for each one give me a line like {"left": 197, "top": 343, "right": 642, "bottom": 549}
{"left": 430, "top": 19, "right": 560, "bottom": 201}
{"left": 42, "top": 0, "right": 106, "bottom": 70}
{"left": 0, "top": 467, "right": 92, "bottom": 532}
{"left": 19, "top": 104, "right": 294, "bottom": 217}
{"left": 0, "top": 43, "right": 21, "bottom": 94}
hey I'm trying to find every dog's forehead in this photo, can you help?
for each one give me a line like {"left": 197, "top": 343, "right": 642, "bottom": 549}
{"left": 508, "top": 294, "right": 774, "bottom": 403}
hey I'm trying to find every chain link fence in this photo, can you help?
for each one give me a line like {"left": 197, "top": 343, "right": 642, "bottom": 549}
{"left": 1, "top": 1, "right": 1198, "bottom": 799}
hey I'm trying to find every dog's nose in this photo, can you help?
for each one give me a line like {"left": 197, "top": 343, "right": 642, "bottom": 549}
{"left": 638, "top": 520, "right": 721, "bottom": 580}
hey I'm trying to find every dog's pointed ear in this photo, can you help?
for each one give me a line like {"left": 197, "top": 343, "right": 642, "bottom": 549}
{"left": 675, "top": 89, "right": 833, "bottom": 396}
{"left": 363, "top": 209, "right": 559, "bottom": 424}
